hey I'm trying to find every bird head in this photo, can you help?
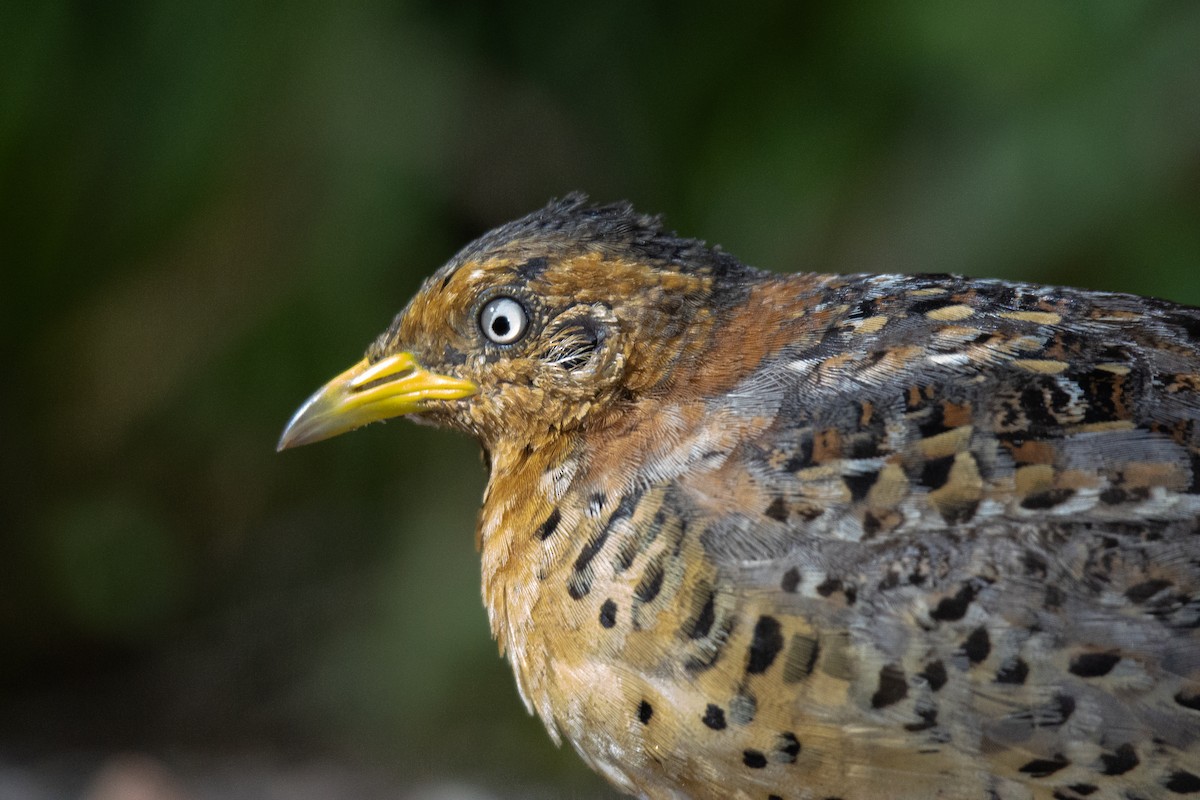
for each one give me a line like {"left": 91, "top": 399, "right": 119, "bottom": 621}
{"left": 277, "top": 194, "right": 760, "bottom": 455}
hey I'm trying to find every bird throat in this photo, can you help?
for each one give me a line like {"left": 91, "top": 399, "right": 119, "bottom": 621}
{"left": 475, "top": 433, "right": 581, "bottom": 718}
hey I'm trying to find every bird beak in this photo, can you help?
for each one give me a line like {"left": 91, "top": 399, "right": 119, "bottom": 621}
{"left": 277, "top": 352, "right": 477, "bottom": 451}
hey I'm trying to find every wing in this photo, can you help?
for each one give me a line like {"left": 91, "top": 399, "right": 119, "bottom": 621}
{"left": 660, "top": 273, "right": 1200, "bottom": 797}
{"left": 531, "top": 273, "right": 1200, "bottom": 799}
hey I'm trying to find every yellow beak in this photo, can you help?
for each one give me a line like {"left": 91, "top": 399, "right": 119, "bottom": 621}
{"left": 277, "top": 352, "right": 477, "bottom": 450}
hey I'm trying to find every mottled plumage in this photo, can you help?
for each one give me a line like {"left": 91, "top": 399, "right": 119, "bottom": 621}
{"left": 280, "top": 195, "right": 1200, "bottom": 800}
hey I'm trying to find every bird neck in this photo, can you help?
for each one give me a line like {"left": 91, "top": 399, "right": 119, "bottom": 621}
{"left": 620, "top": 271, "right": 833, "bottom": 401}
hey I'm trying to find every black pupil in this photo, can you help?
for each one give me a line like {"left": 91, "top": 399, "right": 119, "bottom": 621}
{"left": 491, "top": 315, "right": 511, "bottom": 337}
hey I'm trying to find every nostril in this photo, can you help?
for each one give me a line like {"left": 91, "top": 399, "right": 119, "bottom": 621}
{"left": 354, "top": 364, "right": 415, "bottom": 393}
{"left": 349, "top": 355, "right": 420, "bottom": 393}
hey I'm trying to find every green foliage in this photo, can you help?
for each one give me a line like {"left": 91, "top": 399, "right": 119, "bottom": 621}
{"left": 43, "top": 493, "right": 190, "bottom": 639}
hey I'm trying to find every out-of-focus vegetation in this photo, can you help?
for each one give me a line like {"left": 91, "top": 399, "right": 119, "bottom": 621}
{"left": 2, "top": 2, "right": 1198, "bottom": 797}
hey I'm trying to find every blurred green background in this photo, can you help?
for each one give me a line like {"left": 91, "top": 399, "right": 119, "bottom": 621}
{"left": 3, "top": 2, "right": 1199, "bottom": 798}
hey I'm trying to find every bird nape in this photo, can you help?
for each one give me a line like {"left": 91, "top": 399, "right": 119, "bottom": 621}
{"left": 279, "top": 194, "right": 1200, "bottom": 800}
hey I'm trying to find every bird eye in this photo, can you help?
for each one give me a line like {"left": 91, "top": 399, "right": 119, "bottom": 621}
{"left": 479, "top": 296, "right": 528, "bottom": 345}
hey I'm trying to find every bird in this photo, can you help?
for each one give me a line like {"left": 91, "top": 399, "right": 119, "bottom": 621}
{"left": 278, "top": 194, "right": 1200, "bottom": 800}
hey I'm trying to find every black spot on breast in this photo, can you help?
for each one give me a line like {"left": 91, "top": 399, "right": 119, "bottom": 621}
{"left": 599, "top": 599, "right": 616, "bottom": 628}
{"left": 701, "top": 703, "right": 726, "bottom": 730}
{"left": 995, "top": 657, "right": 1029, "bottom": 685}
{"left": 685, "top": 586, "right": 716, "bottom": 639}
{"left": 871, "top": 664, "right": 908, "bottom": 708}
{"left": 776, "top": 731, "right": 801, "bottom": 763}
{"left": 1066, "top": 786, "right": 1098, "bottom": 797}
{"left": 567, "top": 543, "right": 603, "bottom": 600}
{"left": 746, "top": 616, "right": 784, "bottom": 675}
{"left": 1069, "top": 651, "right": 1121, "bottom": 678}
{"left": 1175, "top": 691, "right": 1200, "bottom": 711}
{"left": 1021, "top": 488, "right": 1075, "bottom": 510}
{"left": 569, "top": 489, "right": 646, "bottom": 599}
{"left": 535, "top": 507, "right": 561, "bottom": 541}
{"left": 843, "top": 470, "right": 879, "bottom": 502}
{"left": 1125, "top": 579, "right": 1172, "bottom": 603}
{"left": 920, "top": 660, "right": 947, "bottom": 691}
{"left": 743, "top": 749, "right": 767, "bottom": 769}
{"left": 637, "top": 699, "right": 653, "bottom": 724}
{"left": 765, "top": 496, "right": 788, "bottom": 522}
{"left": 919, "top": 455, "right": 956, "bottom": 490}
{"left": 567, "top": 573, "right": 591, "bottom": 600}
{"left": 634, "top": 559, "right": 664, "bottom": 603}
{"left": 570, "top": 533, "right": 609, "bottom": 598}
{"left": 1018, "top": 755, "right": 1069, "bottom": 777}
{"left": 963, "top": 626, "right": 990, "bottom": 664}
{"left": 1166, "top": 771, "right": 1200, "bottom": 793}
{"left": 780, "top": 567, "right": 801, "bottom": 593}
{"left": 516, "top": 256, "right": 549, "bottom": 280}
{"left": 1100, "top": 743, "right": 1139, "bottom": 775}
{"left": 930, "top": 582, "right": 977, "bottom": 622}
{"left": 782, "top": 635, "right": 820, "bottom": 684}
